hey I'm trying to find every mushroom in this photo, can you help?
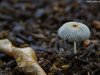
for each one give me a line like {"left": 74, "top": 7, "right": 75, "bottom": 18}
{"left": 58, "top": 22, "right": 90, "bottom": 54}
{"left": 0, "top": 39, "right": 46, "bottom": 75}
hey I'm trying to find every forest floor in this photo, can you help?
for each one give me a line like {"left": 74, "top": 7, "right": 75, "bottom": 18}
{"left": 0, "top": 0, "right": 100, "bottom": 75}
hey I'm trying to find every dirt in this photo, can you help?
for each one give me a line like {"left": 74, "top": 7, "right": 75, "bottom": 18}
{"left": 0, "top": 0, "right": 100, "bottom": 75}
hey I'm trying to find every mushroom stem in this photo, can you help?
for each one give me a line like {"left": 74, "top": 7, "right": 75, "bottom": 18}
{"left": 74, "top": 42, "right": 77, "bottom": 54}
{"left": 87, "top": 72, "right": 90, "bottom": 75}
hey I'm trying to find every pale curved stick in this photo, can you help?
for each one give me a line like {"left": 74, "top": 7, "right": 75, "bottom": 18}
{"left": 12, "top": 47, "right": 46, "bottom": 75}
{"left": 0, "top": 39, "right": 13, "bottom": 56}
{"left": 0, "top": 39, "right": 46, "bottom": 75}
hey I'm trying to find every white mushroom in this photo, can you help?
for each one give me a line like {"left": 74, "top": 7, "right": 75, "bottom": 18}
{"left": 58, "top": 22, "right": 90, "bottom": 54}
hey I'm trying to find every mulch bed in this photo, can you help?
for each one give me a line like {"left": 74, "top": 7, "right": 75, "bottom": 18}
{"left": 0, "top": 0, "right": 100, "bottom": 75}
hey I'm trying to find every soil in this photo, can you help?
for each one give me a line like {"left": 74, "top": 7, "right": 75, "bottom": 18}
{"left": 0, "top": 0, "right": 100, "bottom": 75}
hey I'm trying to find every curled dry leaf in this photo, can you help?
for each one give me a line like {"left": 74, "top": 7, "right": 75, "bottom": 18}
{"left": 0, "top": 39, "right": 46, "bottom": 75}
{"left": 83, "top": 40, "right": 91, "bottom": 47}
{"left": 93, "top": 20, "right": 100, "bottom": 29}
{"left": 83, "top": 40, "right": 98, "bottom": 47}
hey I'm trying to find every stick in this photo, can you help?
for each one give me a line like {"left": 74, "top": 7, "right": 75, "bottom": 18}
{"left": 0, "top": 39, "right": 46, "bottom": 75}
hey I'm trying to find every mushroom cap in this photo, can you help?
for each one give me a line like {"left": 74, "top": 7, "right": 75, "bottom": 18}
{"left": 58, "top": 22, "right": 90, "bottom": 42}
